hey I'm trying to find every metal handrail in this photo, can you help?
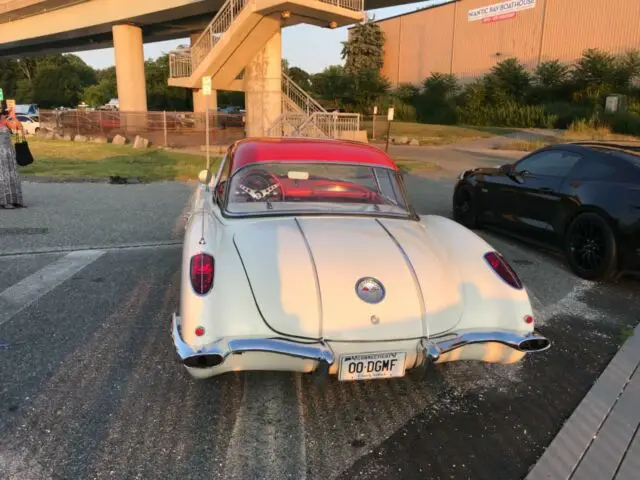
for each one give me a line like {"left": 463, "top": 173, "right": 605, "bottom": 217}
{"left": 169, "top": 0, "right": 364, "bottom": 79}
{"left": 282, "top": 72, "right": 327, "bottom": 115}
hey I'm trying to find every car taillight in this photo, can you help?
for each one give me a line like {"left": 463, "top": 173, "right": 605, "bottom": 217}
{"left": 484, "top": 251, "right": 523, "bottom": 290}
{"left": 190, "top": 253, "right": 214, "bottom": 294}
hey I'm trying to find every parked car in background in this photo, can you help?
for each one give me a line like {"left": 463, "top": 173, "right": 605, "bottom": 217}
{"left": 16, "top": 114, "right": 40, "bottom": 135}
{"left": 171, "top": 137, "right": 550, "bottom": 382}
{"left": 453, "top": 142, "right": 640, "bottom": 281}
{"left": 217, "top": 106, "right": 245, "bottom": 128}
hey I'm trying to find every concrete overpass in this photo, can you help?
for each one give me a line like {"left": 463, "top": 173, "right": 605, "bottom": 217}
{"left": 0, "top": 0, "right": 415, "bottom": 137}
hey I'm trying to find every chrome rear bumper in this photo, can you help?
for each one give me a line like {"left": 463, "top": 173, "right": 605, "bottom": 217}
{"left": 171, "top": 313, "right": 335, "bottom": 369}
{"left": 171, "top": 313, "right": 550, "bottom": 370}
{"left": 421, "top": 329, "right": 551, "bottom": 363}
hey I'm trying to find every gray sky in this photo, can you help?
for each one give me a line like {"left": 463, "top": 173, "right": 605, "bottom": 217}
{"left": 74, "top": 1, "right": 443, "bottom": 73}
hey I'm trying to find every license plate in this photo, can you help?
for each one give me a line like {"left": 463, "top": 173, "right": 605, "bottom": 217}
{"left": 338, "top": 351, "right": 407, "bottom": 381}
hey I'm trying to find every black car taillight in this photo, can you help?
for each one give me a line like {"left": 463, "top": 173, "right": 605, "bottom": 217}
{"left": 484, "top": 251, "right": 523, "bottom": 290}
{"left": 190, "top": 253, "right": 214, "bottom": 294}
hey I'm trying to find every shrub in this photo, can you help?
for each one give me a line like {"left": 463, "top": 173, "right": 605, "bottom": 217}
{"left": 607, "top": 112, "right": 640, "bottom": 136}
{"left": 457, "top": 102, "right": 557, "bottom": 128}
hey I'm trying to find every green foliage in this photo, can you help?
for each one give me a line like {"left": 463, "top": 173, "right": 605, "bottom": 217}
{"left": 534, "top": 60, "right": 570, "bottom": 88}
{"left": 457, "top": 101, "right": 557, "bottom": 129}
{"left": 288, "top": 67, "right": 312, "bottom": 91}
{"left": 145, "top": 56, "right": 193, "bottom": 111}
{"left": 381, "top": 49, "right": 640, "bottom": 135}
{"left": 605, "top": 111, "right": 640, "bottom": 136}
{"left": 341, "top": 20, "right": 385, "bottom": 75}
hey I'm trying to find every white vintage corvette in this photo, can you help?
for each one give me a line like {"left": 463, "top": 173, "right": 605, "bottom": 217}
{"left": 171, "top": 138, "right": 550, "bottom": 381}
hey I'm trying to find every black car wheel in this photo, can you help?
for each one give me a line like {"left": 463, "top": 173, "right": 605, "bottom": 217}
{"left": 564, "top": 212, "right": 619, "bottom": 281}
{"left": 453, "top": 184, "right": 482, "bottom": 229}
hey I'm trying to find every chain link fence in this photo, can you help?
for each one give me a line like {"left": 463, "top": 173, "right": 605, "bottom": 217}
{"left": 37, "top": 109, "right": 246, "bottom": 148}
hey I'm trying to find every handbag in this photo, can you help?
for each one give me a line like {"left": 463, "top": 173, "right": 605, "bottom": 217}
{"left": 13, "top": 130, "right": 34, "bottom": 167}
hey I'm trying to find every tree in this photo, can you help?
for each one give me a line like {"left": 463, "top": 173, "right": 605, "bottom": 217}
{"left": 346, "top": 67, "right": 390, "bottom": 113}
{"left": 341, "top": 20, "right": 385, "bottom": 75}
{"left": 145, "top": 55, "right": 192, "bottom": 110}
{"left": 484, "top": 58, "right": 531, "bottom": 103}
{"left": 287, "top": 66, "right": 312, "bottom": 90}
{"left": 0, "top": 59, "right": 20, "bottom": 98}
{"left": 312, "top": 65, "right": 351, "bottom": 109}
{"left": 32, "top": 66, "right": 84, "bottom": 107}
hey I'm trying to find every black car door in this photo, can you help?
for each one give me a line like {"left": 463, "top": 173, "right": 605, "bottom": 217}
{"left": 502, "top": 149, "right": 582, "bottom": 242}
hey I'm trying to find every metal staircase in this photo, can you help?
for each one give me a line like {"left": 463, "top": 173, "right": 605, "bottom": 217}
{"left": 168, "top": 0, "right": 363, "bottom": 139}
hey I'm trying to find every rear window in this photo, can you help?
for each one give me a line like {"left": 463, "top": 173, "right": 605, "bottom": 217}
{"left": 591, "top": 147, "right": 640, "bottom": 167}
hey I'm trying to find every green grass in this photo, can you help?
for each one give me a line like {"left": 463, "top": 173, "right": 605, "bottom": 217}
{"left": 619, "top": 326, "right": 636, "bottom": 343}
{"left": 18, "top": 138, "right": 220, "bottom": 182}
{"left": 395, "top": 158, "right": 441, "bottom": 173}
{"left": 495, "top": 125, "right": 640, "bottom": 152}
{"left": 362, "top": 120, "right": 518, "bottom": 145}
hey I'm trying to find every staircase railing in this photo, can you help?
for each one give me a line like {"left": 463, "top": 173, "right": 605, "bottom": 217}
{"left": 170, "top": 0, "right": 250, "bottom": 78}
{"left": 169, "top": 0, "right": 364, "bottom": 79}
{"left": 298, "top": 112, "right": 360, "bottom": 138}
{"left": 281, "top": 72, "right": 327, "bottom": 116}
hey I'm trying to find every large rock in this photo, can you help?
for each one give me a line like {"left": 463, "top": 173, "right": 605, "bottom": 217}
{"left": 409, "top": 138, "right": 420, "bottom": 146}
{"left": 44, "top": 131, "right": 55, "bottom": 140}
{"left": 112, "top": 134, "right": 126, "bottom": 145}
{"left": 63, "top": 134, "right": 72, "bottom": 141}
{"left": 133, "top": 135, "right": 149, "bottom": 149}
{"left": 91, "top": 136, "right": 108, "bottom": 144}
{"left": 74, "top": 135, "right": 88, "bottom": 142}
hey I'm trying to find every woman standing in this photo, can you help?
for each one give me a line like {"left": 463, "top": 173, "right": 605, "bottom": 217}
{"left": 0, "top": 101, "right": 26, "bottom": 209}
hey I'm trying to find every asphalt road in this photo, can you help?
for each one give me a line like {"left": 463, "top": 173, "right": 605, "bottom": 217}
{"left": 1, "top": 148, "right": 639, "bottom": 480}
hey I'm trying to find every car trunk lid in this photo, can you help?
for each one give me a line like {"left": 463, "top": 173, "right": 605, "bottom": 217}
{"left": 233, "top": 217, "right": 463, "bottom": 341}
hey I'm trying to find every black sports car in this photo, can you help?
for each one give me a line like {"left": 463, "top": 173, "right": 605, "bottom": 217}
{"left": 452, "top": 142, "right": 640, "bottom": 281}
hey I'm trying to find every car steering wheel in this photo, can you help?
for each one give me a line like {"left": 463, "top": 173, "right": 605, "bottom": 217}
{"left": 234, "top": 169, "right": 284, "bottom": 202}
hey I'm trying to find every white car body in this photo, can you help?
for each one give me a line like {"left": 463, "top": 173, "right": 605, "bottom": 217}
{"left": 16, "top": 115, "right": 40, "bottom": 135}
{"left": 171, "top": 138, "right": 550, "bottom": 381}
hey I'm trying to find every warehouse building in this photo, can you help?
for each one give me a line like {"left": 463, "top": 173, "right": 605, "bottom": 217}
{"left": 369, "top": 0, "right": 640, "bottom": 87}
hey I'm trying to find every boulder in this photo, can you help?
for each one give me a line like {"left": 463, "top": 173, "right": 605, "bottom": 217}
{"left": 91, "top": 136, "right": 108, "bottom": 144}
{"left": 133, "top": 135, "right": 149, "bottom": 149}
{"left": 74, "top": 135, "right": 88, "bottom": 142}
{"left": 409, "top": 138, "right": 420, "bottom": 146}
{"left": 112, "top": 134, "right": 126, "bottom": 145}
{"left": 44, "top": 131, "right": 55, "bottom": 140}
{"left": 63, "top": 134, "right": 73, "bottom": 141}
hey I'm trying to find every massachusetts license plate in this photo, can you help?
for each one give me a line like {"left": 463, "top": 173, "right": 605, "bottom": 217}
{"left": 338, "top": 351, "right": 407, "bottom": 381}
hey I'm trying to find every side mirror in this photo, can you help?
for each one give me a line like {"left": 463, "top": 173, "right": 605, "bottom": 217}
{"left": 498, "top": 164, "right": 512, "bottom": 174}
{"left": 198, "top": 169, "right": 212, "bottom": 185}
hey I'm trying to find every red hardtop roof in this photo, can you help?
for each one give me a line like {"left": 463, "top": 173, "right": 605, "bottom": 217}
{"left": 230, "top": 137, "right": 399, "bottom": 172}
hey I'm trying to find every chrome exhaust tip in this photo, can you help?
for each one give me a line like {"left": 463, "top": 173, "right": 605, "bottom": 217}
{"left": 183, "top": 354, "right": 224, "bottom": 369}
{"left": 518, "top": 336, "right": 551, "bottom": 352}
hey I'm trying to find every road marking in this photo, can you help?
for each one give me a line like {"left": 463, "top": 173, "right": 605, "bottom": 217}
{"left": 0, "top": 249, "right": 106, "bottom": 327}
{"left": 0, "top": 241, "right": 181, "bottom": 258}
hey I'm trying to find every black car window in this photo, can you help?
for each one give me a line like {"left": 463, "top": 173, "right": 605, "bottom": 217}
{"left": 569, "top": 157, "right": 622, "bottom": 181}
{"left": 515, "top": 150, "right": 581, "bottom": 177}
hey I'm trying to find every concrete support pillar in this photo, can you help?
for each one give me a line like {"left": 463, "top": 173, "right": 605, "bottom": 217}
{"left": 191, "top": 32, "right": 217, "bottom": 114}
{"left": 112, "top": 24, "right": 147, "bottom": 112}
{"left": 244, "top": 30, "right": 282, "bottom": 137}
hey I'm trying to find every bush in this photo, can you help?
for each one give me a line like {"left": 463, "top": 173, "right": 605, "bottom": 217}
{"left": 457, "top": 102, "right": 557, "bottom": 128}
{"left": 607, "top": 112, "right": 640, "bottom": 136}
{"left": 542, "top": 102, "right": 600, "bottom": 129}
{"left": 393, "top": 102, "right": 417, "bottom": 122}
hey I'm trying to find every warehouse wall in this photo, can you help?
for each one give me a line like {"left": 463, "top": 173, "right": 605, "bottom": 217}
{"left": 376, "top": 0, "right": 640, "bottom": 87}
